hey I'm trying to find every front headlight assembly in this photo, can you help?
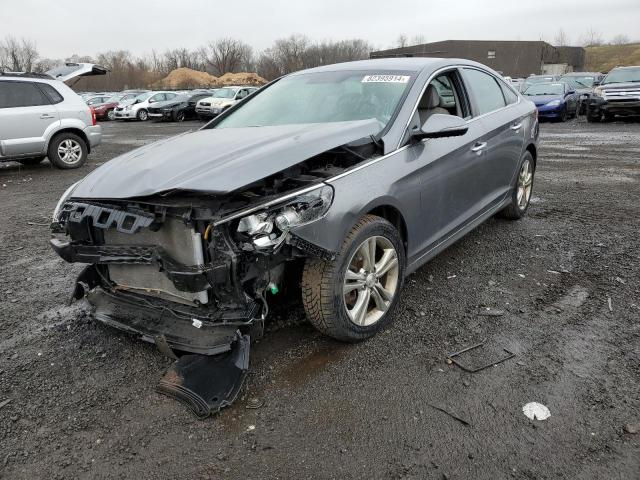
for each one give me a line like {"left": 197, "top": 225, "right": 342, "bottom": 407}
{"left": 593, "top": 87, "right": 604, "bottom": 98}
{"left": 236, "top": 185, "right": 334, "bottom": 251}
{"left": 545, "top": 99, "right": 562, "bottom": 107}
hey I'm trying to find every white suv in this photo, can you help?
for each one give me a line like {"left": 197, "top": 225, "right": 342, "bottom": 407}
{"left": 0, "top": 67, "right": 103, "bottom": 169}
{"left": 195, "top": 86, "right": 258, "bottom": 119}
{"left": 114, "top": 91, "right": 179, "bottom": 121}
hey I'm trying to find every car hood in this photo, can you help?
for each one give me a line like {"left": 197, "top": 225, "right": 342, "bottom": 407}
{"left": 526, "top": 94, "right": 563, "bottom": 105}
{"left": 71, "top": 119, "right": 380, "bottom": 200}
{"left": 600, "top": 81, "right": 640, "bottom": 90}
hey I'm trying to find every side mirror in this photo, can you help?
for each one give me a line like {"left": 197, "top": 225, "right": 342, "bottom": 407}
{"left": 148, "top": 98, "right": 155, "bottom": 104}
{"left": 413, "top": 114, "right": 468, "bottom": 140}
{"left": 593, "top": 80, "right": 601, "bottom": 86}
{"left": 566, "top": 90, "right": 575, "bottom": 95}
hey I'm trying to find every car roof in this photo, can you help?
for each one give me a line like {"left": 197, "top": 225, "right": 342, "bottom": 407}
{"left": 291, "top": 57, "right": 466, "bottom": 76}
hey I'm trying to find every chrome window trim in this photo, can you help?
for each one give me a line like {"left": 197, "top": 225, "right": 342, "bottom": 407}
{"left": 396, "top": 64, "right": 521, "bottom": 150}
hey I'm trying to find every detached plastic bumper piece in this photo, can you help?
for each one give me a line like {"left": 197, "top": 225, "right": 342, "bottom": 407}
{"left": 157, "top": 334, "right": 250, "bottom": 418}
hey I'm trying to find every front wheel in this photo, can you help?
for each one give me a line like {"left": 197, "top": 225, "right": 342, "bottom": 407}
{"left": 106, "top": 109, "right": 115, "bottom": 121}
{"left": 301, "top": 215, "right": 406, "bottom": 342}
{"left": 499, "top": 151, "right": 535, "bottom": 220}
{"left": 174, "top": 110, "right": 185, "bottom": 122}
{"left": 136, "top": 109, "right": 148, "bottom": 121}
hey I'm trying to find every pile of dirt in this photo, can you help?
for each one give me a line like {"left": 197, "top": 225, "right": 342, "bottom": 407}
{"left": 152, "top": 68, "right": 218, "bottom": 89}
{"left": 217, "top": 72, "right": 268, "bottom": 86}
{"left": 585, "top": 43, "right": 640, "bottom": 72}
{"left": 152, "top": 69, "right": 268, "bottom": 89}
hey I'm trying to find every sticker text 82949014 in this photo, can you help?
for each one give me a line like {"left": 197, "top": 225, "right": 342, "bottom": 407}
{"left": 362, "top": 75, "right": 410, "bottom": 83}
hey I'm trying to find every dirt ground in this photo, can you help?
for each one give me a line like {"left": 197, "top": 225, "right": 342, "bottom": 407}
{"left": 1, "top": 118, "right": 639, "bottom": 480}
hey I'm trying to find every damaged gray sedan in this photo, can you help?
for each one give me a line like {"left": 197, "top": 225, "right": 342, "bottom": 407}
{"left": 50, "top": 58, "right": 538, "bottom": 415}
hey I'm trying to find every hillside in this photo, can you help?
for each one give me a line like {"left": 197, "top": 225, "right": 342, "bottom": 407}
{"left": 585, "top": 43, "right": 640, "bottom": 72}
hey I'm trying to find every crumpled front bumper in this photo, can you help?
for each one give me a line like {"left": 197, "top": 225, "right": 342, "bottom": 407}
{"left": 72, "top": 265, "right": 259, "bottom": 355}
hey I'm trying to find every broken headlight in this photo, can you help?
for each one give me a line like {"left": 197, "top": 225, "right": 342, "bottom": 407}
{"left": 52, "top": 181, "right": 79, "bottom": 223}
{"left": 237, "top": 185, "right": 334, "bottom": 250}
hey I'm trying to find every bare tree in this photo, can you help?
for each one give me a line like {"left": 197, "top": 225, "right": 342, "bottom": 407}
{"left": 0, "top": 36, "right": 39, "bottom": 71}
{"left": 410, "top": 34, "right": 426, "bottom": 45}
{"left": 396, "top": 34, "right": 408, "bottom": 48}
{"left": 582, "top": 28, "right": 603, "bottom": 46}
{"left": 554, "top": 29, "right": 569, "bottom": 46}
{"left": 610, "top": 34, "right": 630, "bottom": 45}
{"left": 205, "top": 38, "right": 253, "bottom": 76}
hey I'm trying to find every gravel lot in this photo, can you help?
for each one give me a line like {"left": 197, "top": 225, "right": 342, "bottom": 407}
{"left": 1, "top": 118, "right": 639, "bottom": 480}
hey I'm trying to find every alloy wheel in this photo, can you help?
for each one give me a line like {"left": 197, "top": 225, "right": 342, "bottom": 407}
{"left": 343, "top": 236, "right": 399, "bottom": 327}
{"left": 57, "top": 139, "right": 82, "bottom": 165}
{"left": 517, "top": 158, "right": 533, "bottom": 209}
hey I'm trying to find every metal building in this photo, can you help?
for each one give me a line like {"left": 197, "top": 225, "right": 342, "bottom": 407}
{"left": 370, "top": 40, "right": 586, "bottom": 77}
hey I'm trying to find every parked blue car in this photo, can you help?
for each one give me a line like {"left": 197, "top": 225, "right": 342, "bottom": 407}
{"left": 522, "top": 82, "right": 579, "bottom": 121}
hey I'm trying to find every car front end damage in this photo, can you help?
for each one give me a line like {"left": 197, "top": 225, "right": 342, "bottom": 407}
{"left": 589, "top": 84, "right": 640, "bottom": 118}
{"left": 49, "top": 121, "right": 379, "bottom": 415}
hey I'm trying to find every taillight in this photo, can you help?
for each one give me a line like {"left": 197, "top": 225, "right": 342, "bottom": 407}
{"left": 89, "top": 107, "right": 97, "bottom": 126}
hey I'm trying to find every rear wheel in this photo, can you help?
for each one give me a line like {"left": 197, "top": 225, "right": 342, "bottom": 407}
{"left": 499, "top": 151, "right": 534, "bottom": 220}
{"left": 136, "top": 109, "right": 148, "bottom": 121}
{"left": 559, "top": 108, "right": 568, "bottom": 122}
{"left": 174, "top": 110, "right": 185, "bottom": 122}
{"left": 106, "top": 109, "right": 115, "bottom": 121}
{"left": 301, "top": 215, "right": 405, "bottom": 342}
{"left": 47, "top": 133, "right": 87, "bottom": 169}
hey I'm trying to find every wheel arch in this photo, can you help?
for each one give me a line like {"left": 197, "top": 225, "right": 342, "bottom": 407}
{"left": 525, "top": 142, "right": 537, "bottom": 168}
{"left": 47, "top": 128, "right": 91, "bottom": 153}
{"left": 366, "top": 203, "right": 408, "bottom": 254}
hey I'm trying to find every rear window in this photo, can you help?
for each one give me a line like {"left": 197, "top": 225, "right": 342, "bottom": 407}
{"left": 0, "top": 81, "right": 51, "bottom": 108}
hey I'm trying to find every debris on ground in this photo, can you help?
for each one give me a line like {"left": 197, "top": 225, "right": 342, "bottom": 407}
{"left": 427, "top": 404, "right": 470, "bottom": 426}
{"left": 0, "top": 398, "right": 12, "bottom": 409}
{"left": 157, "top": 335, "right": 250, "bottom": 418}
{"left": 623, "top": 423, "right": 639, "bottom": 434}
{"left": 245, "top": 397, "right": 264, "bottom": 409}
{"left": 447, "top": 341, "right": 515, "bottom": 373}
{"left": 522, "top": 402, "right": 551, "bottom": 421}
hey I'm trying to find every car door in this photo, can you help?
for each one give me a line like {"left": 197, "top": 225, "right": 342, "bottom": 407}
{"left": 0, "top": 80, "right": 59, "bottom": 157}
{"left": 405, "top": 69, "right": 487, "bottom": 254}
{"left": 461, "top": 67, "right": 523, "bottom": 210}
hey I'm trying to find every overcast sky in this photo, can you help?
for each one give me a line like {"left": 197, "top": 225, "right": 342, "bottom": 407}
{"left": 4, "top": 0, "right": 639, "bottom": 59}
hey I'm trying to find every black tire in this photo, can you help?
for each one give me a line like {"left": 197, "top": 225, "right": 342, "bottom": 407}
{"left": 558, "top": 108, "right": 568, "bottom": 122}
{"left": 47, "top": 133, "right": 88, "bottom": 169}
{"left": 602, "top": 113, "right": 614, "bottom": 123}
{"left": 197, "top": 114, "right": 207, "bottom": 121}
{"left": 499, "top": 151, "right": 535, "bottom": 220}
{"left": 136, "top": 109, "right": 148, "bottom": 121}
{"left": 174, "top": 110, "right": 185, "bottom": 122}
{"left": 586, "top": 110, "right": 600, "bottom": 123}
{"left": 301, "top": 215, "right": 406, "bottom": 342}
{"left": 17, "top": 156, "right": 45, "bottom": 166}
{"left": 107, "top": 109, "right": 115, "bottom": 121}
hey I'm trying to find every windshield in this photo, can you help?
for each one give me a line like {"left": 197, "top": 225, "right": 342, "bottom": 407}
{"left": 602, "top": 67, "right": 640, "bottom": 85}
{"left": 216, "top": 71, "right": 414, "bottom": 132}
{"left": 523, "top": 83, "right": 565, "bottom": 96}
{"left": 561, "top": 76, "right": 594, "bottom": 88}
{"left": 213, "top": 88, "right": 237, "bottom": 99}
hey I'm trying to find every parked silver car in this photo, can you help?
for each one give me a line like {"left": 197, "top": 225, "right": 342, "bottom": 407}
{"left": 0, "top": 68, "right": 103, "bottom": 168}
{"left": 50, "top": 58, "right": 538, "bottom": 411}
{"left": 195, "top": 86, "right": 258, "bottom": 119}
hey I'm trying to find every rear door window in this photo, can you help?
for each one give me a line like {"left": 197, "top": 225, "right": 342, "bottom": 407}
{"left": 0, "top": 81, "right": 51, "bottom": 108}
{"left": 462, "top": 68, "right": 507, "bottom": 116}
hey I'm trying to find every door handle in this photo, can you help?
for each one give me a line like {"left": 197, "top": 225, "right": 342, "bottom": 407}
{"left": 511, "top": 122, "right": 523, "bottom": 131}
{"left": 40, "top": 114, "right": 55, "bottom": 119}
{"left": 471, "top": 141, "right": 487, "bottom": 153}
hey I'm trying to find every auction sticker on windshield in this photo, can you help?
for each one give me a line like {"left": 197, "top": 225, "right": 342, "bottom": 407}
{"left": 362, "top": 75, "right": 410, "bottom": 83}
